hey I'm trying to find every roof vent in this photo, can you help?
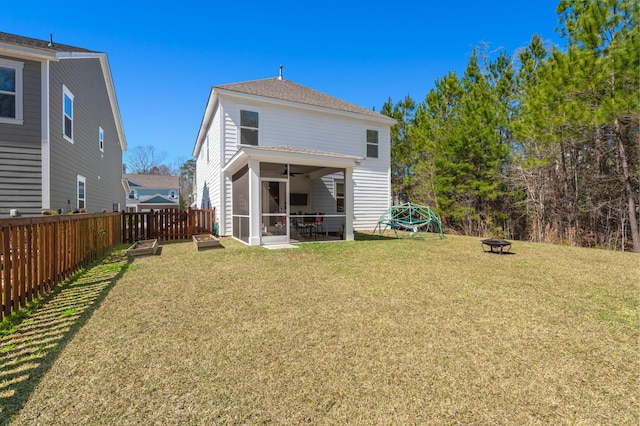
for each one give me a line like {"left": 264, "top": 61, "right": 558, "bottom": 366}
{"left": 48, "top": 33, "right": 54, "bottom": 48}
{"left": 278, "top": 64, "right": 283, "bottom": 80}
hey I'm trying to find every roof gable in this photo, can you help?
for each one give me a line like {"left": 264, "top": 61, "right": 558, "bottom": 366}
{"left": 215, "top": 77, "right": 384, "bottom": 119}
{"left": 124, "top": 174, "right": 179, "bottom": 189}
{"left": 194, "top": 76, "right": 396, "bottom": 157}
{"left": 0, "top": 31, "right": 127, "bottom": 152}
{"left": 139, "top": 194, "right": 178, "bottom": 204}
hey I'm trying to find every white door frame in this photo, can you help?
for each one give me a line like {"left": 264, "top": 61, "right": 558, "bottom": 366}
{"left": 260, "top": 176, "right": 289, "bottom": 245}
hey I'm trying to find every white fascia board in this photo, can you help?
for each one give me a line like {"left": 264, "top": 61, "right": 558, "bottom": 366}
{"left": 56, "top": 52, "right": 127, "bottom": 152}
{"left": 55, "top": 52, "right": 106, "bottom": 60}
{"left": 121, "top": 178, "right": 131, "bottom": 194}
{"left": 214, "top": 88, "right": 397, "bottom": 126}
{"left": 0, "top": 44, "right": 57, "bottom": 61}
{"left": 193, "top": 88, "right": 218, "bottom": 157}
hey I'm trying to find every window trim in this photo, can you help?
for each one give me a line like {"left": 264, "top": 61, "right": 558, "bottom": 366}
{"left": 366, "top": 129, "right": 379, "bottom": 158}
{"left": 0, "top": 58, "right": 24, "bottom": 125}
{"left": 99, "top": 127, "right": 104, "bottom": 152}
{"left": 77, "top": 175, "right": 86, "bottom": 210}
{"left": 63, "top": 85, "right": 74, "bottom": 143}
{"left": 238, "top": 107, "right": 260, "bottom": 146}
{"left": 335, "top": 179, "right": 345, "bottom": 213}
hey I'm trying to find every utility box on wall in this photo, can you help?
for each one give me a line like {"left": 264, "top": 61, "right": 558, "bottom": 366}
{"left": 9, "top": 209, "right": 19, "bottom": 217}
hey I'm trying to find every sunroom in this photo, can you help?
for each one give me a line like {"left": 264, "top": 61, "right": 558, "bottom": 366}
{"left": 222, "top": 145, "right": 363, "bottom": 246}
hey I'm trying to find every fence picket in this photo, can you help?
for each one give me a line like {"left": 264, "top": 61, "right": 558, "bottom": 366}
{"left": 2, "top": 226, "right": 11, "bottom": 317}
{"left": 121, "top": 209, "right": 216, "bottom": 244}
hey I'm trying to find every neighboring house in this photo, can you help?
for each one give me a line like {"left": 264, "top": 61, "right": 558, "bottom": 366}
{"left": 192, "top": 75, "right": 396, "bottom": 246}
{"left": 123, "top": 173, "right": 180, "bottom": 212}
{"left": 0, "top": 32, "right": 127, "bottom": 217}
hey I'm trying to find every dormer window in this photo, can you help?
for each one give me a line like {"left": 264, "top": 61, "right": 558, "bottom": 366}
{"left": 240, "top": 110, "right": 259, "bottom": 146}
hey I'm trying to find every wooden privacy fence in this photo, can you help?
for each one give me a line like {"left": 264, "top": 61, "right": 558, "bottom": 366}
{"left": 1, "top": 212, "right": 121, "bottom": 321}
{"left": 121, "top": 208, "right": 216, "bottom": 244}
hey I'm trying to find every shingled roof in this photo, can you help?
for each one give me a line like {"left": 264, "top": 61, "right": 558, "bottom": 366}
{"left": 0, "top": 31, "right": 97, "bottom": 54}
{"left": 124, "top": 174, "right": 179, "bottom": 189}
{"left": 215, "top": 77, "right": 385, "bottom": 119}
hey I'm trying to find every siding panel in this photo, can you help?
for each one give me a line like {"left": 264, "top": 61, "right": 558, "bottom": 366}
{"left": 0, "top": 56, "right": 42, "bottom": 217}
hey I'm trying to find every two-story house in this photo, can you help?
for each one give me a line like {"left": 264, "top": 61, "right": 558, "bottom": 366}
{"left": 192, "top": 75, "right": 396, "bottom": 246}
{"left": 123, "top": 173, "right": 180, "bottom": 212}
{"left": 0, "top": 32, "right": 126, "bottom": 217}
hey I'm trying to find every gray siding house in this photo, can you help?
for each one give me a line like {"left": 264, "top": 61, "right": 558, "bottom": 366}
{"left": 0, "top": 32, "right": 126, "bottom": 217}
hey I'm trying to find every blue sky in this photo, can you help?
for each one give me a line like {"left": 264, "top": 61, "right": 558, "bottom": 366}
{"left": 3, "top": 0, "right": 563, "bottom": 168}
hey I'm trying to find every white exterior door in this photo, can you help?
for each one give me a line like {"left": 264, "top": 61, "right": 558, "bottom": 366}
{"left": 261, "top": 178, "right": 288, "bottom": 244}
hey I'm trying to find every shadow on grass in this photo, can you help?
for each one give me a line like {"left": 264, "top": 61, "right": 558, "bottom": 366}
{"left": 0, "top": 246, "right": 131, "bottom": 423}
{"left": 355, "top": 231, "right": 443, "bottom": 241}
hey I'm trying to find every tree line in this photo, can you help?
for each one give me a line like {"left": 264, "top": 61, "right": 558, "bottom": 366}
{"left": 381, "top": 0, "right": 638, "bottom": 251}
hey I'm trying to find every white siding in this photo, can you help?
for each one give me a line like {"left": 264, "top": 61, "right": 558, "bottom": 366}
{"left": 195, "top": 104, "right": 221, "bottom": 215}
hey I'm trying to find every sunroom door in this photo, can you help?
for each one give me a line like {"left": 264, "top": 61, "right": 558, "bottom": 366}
{"left": 261, "top": 178, "right": 288, "bottom": 244}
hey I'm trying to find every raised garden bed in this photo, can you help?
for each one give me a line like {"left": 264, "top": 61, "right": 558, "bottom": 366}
{"left": 127, "top": 239, "right": 159, "bottom": 257}
{"left": 193, "top": 234, "right": 221, "bottom": 251}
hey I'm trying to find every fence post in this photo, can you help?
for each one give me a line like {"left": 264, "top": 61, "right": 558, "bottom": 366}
{"left": 187, "top": 208, "right": 195, "bottom": 238}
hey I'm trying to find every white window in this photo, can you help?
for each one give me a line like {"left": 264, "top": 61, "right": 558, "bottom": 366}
{"left": 335, "top": 179, "right": 345, "bottom": 213}
{"left": 169, "top": 190, "right": 177, "bottom": 199}
{"left": 366, "top": 129, "right": 379, "bottom": 158}
{"left": 0, "top": 58, "right": 24, "bottom": 124}
{"left": 63, "top": 85, "right": 74, "bottom": 143}
{"left": 77, "top": 175, "right": 86, "bottom": 210}
{"left": 128, "top": 190, "right": 137, "bottom": 200}
{"left": 240, "top": 109, "right": 259, "bottom": 146}
{"left": 99, "top": 127, "right": 104, "bottom": 152}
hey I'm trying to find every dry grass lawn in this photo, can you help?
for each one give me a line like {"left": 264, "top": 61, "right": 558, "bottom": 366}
{"left": 1, "top": 234, "right": 638, "bottom": 424}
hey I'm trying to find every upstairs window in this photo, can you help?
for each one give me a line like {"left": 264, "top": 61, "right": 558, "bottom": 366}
{"left": 77, "top": 175, "right": 86, "bottom": 210}
{"left": 366, "top": 129, "right": 379, "bottom": 158}
{"left": 99, "top": 127, "right": 104, "bottom": 152}
{"left": 63, "top": 85, "right": 74, "bottom": 142}
{"left": 0, "top": 58, "right": 23, "bottom": 124}
{"left": 240, "top": 109, "right": 259, "bottom": 146}
{"left": 169, "top": 190, "right": 177, "bottom": 199}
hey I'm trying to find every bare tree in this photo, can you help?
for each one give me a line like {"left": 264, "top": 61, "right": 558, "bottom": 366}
{"left": 126, "top": 145, "right": 167, "bottom": 174}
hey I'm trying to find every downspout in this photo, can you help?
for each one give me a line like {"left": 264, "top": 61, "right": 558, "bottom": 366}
{"left": 345, "top": 166, "right": 355, "bottom": 241}
{"left": 41, "top": 60, "right": 50, "bottom": 210}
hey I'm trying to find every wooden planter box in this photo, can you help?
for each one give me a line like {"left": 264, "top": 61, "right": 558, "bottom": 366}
{"left": 127, "top": 239, "right": 159, "bottom": 257}
{"left": 193, "top": 234, "right": 220, "bottom": 250}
